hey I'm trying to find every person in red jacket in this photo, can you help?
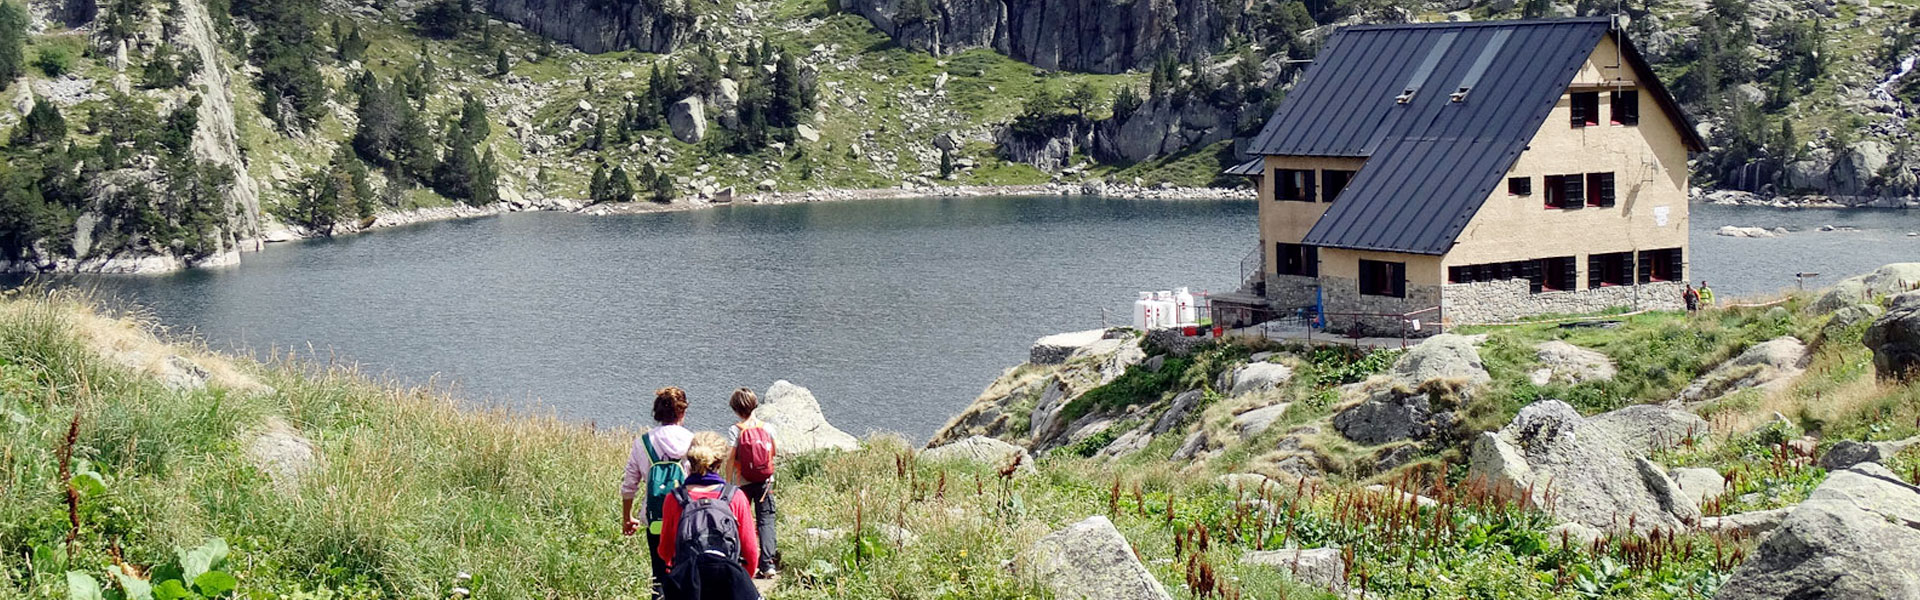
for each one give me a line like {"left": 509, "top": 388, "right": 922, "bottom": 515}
{"left": 658, "top": 431, "right": 759, "bottom": 599}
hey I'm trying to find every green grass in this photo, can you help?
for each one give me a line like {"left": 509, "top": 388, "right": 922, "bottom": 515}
{"left": 0, "top": 288, "right": 1827, "bottom": 600}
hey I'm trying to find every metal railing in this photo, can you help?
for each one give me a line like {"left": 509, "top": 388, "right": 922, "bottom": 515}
{"left": 1237, "top": 245, "right": 1264, "bottom": 293}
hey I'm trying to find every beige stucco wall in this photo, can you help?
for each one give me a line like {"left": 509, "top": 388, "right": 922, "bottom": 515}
{"left": 1319, "top": 248, "right": 1443, "bottom": 287}
{"left": 1256, "top": 155, "right": 1367, "bottom": 275}
{"left": 1444, "top": 35, "right": 1691, "bottom": 282}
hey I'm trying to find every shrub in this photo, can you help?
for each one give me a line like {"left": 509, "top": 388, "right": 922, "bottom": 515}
{"left": 33, "top": 44, "right": 73, "bottom": 76}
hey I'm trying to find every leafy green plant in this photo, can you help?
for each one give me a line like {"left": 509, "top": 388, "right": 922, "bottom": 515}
{"left": 66, "top": 539, "right": 237, "bottom": 600}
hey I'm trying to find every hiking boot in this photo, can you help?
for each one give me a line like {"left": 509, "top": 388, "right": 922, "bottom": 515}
{"left": 755, "top": 566, "right": 778, "bottom": 579}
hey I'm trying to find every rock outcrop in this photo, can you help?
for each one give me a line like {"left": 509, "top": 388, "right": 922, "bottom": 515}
{"left": 1391, "top": 334, "right": 1491, "bottom": 386}
{"left": 841, "top": 0, "right": 1231, "bottom": 74}
{"left": 481, "top": 0, "right": 692, "bottom": 54}
{"left": 1530, "top": 341, "right": 1616, "bottom": 386}
{"left": 1330, "top": 334, "right": 1488, "bottom": 445}
{"left": 1030, "top": 329, "right": 1108, "bottom": 365}
{"left": 1715, "top": 464, "right": 1920, "bottom": 599}
{"left": 1866, "top": 291, "right": 1920, "bottom": 380}
{"left": 1586, "top": 404, "right": 1713, "bottom": 453}
{"left": 1697, "top": 507, "right": 1792, "bottom": 539}
{"left": 1819, "top": 436, "right": 1920, "bottom": 471}
{"left": 921, "top": 435, "right": 1034, "bottom": 473}
{"left": 1240, "top": 548, "right": 1347, "bottom": 594}
{"left": 1226, "top": 361, "right": 1293, "bottom": 397}
{"left": 1811, "top": 263, "right": 1920, "bottom": 313}
{"left": 1333, "top": 390, "right": 1438, "bottom": 446}
{"left": 1014, "top": 516, "right": 1172, "bottom": 600}
{"left": 177, "top": 0, "right": 261, "bottom": 247}
{"left": 668, "top": 96, "right": 707, "bottom": 144}
{"left": 246, "top": 418, "right": 318, "bottom": 495}
{"left": 1669, "top": 467, "right": 1726, "bottom": 508}
{"left": 758, "top": 380, "right": 858, "bottom": 453}
{"left": 1679, "top": 337, "right": 1809, "bottom": 404}
{"left": 1468, "top": 401, "right": 1700, "bottom": 532}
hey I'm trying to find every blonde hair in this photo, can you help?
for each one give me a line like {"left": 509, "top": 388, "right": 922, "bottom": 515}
{"left": 685, "top": 431, "right": 729, "bottom": 477}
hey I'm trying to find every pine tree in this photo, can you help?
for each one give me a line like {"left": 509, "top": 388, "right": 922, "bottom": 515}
{"left": 495, "top": 49, "right": 510, "bottom": 77}
{"left": 472, "top": 148, "right": 499, "bottom": 206}
{"left": 459, "top": 92, "right": 490, "bottom": 141}
{"left": 589, "top": 163, "right": 609, "bottom": 204}
{"left": 606, "top": 165, "right": 634, "bottom": 203}
{"left": 640, "top": 163, "right": 666, "bottom": 203}
{"left": 12, "top": 100, "right": 66, "bottom": 147}
{"left": 0, "top": 0, "right": 27, "bottom": 84}
{"left": 434, "top": 129, "right": 480, "bottom": 201}
{"left": 650, "top": 165, "right": 673, "bottom": 202}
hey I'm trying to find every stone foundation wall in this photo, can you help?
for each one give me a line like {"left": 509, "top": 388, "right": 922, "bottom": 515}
{"left": 1442, "top": 279, "right": 1687, "bottom": 324}
{"left": 1318, "top": 276, "right": 1444, "bottom": 337}
{"left": 1265, "top": 273, "right": 1321, "bottom": 308}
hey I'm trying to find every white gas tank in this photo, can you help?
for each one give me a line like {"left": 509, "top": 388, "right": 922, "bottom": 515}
{"left": 1154, "top": 291, "right": 1176, "bottom": 328}
{"left": 1132, "top": 292, "right": 1155, "bottom": 331}
{"left": 1173, "top": 287, "right": 1196, "bottom": 324}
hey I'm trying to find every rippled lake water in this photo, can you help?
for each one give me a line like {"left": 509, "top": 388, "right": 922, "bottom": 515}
{"left": 12, "top": 198, "right": 1918, "bottom": 439}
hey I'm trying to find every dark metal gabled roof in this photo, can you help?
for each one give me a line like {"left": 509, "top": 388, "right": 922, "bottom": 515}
{"left": 1224, "top": 158, "right": 1264, "bottom": 177}
{"left": 1244, "top": 18, "right": 1675, "bottom": 255}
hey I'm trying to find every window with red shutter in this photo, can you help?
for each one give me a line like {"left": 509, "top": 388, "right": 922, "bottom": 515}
{"left": 1570, "top": 92, "right": 1599, "bottom": 127}
{"left": 1586, "top": 173, "right": 1615, "bottom": 207}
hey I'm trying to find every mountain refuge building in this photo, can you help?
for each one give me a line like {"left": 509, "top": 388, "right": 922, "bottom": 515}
{"left": 1239, "top": 17, "right": 1704, "bottom": 335}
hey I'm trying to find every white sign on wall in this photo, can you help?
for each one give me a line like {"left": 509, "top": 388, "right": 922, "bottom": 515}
{"left": 1653, "top": 206, "right": 1670, "bottom": 227}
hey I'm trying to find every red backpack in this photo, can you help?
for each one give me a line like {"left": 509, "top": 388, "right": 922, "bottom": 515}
{"left": 734, "top": 421, "right": 776, "bottom": 483}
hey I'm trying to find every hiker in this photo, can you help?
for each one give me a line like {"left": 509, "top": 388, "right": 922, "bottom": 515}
{"left": 659, "top": 431, "right": 761, "bottom": 600}
{"left": 724, "top": 388, "right": 779, "bottom": 579}
{"left": 1683, "top": 284, "right": 1699, "bottom": 312}
{"left": 622, "top": 387, "right": 694, "bottom": 599}
{"left": 1698, "top": 280, "right": 1716, "bottom": 307}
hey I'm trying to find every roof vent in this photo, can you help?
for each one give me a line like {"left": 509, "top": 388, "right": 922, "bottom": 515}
{"left": 1396, "top": 88, "right": 1418, "bottom": 104}
{"left": 1450, "top": 87, "right": 1470, "bottom": 102}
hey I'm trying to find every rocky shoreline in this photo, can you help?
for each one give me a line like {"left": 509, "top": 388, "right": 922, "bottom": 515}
{"left": 7, "top": 182, "right": 1251, "bottom": 275}
{"left": 1699, "top": 189, "right": 1920, "bottom": 209}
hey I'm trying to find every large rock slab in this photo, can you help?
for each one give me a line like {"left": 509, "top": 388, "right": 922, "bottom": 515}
{"left": 1670, "top": 467, "right": 1727, "bottom": 509}
{"left": 1332, "top": 390, "right": 1435, "bottom": 445}
{"left": 759, "top": 380, "right": 858, "bottom": 453}
{"left": 1819, "top": 437, "right": 1920, "bottom": 471}
{"left": 1231, "top": 402, "right": 1291, "bottom": 439}
{"left": 922, "top": 435, "right": 1034, "bottom": 472}
{"left": 1715, "top": 464, "right": 1920, "bottom": 599}
{"left": 668, "top": 95, "right": 707, "bottom": 143}
{"left": 1391, "top": 334, "right": 1491, "bottom": 385}
{"left": 1698, "top": 507, "right": 1793, "bottom": 539}
{"left": 1530, "top": 341, "right": 1617, "bottom": 385}
{"left": 1468, "top": 400, "right": 1700, "bottom": 532}
{"left": 1030, "top": 329, "right": 1107, "bottom": 365}
{"left": 1811, "top": 263, "right": 1920, "bottom": 313}
{"left": 1866, "top": 291, "right": 1920, "bottom": 380}
{"left": 1014, "top": 516, "right": 1171, "bottom": 600}
{"left": 1587, "top": 404, "right": 1713, "bottom": 453}
{"left": 1227, "top": 361, "right": 1294, "bottom": 397}
{"left": 1679, "top": 337, "right": 1809, "bottom": 403}
{"left": 1241, "top": 548, "right": 1346, "bottom": 593}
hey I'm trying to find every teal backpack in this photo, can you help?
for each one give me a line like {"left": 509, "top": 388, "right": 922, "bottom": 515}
{"left": 642, "top": 432, "right": 686, "bottom": 535}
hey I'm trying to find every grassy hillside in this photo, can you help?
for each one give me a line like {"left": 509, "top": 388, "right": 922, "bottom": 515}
{"left": 0, "top": 283, "right": 1915, "bottom": 598}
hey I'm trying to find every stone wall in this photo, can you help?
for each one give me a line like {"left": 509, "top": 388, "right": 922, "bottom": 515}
{"left": 1442, "top": 279, "right": 1686, "bottom": 325}
{"left": 1265, "top": 273, "right": 1320, "bottom": 308}
{"left": 1318, "top": 276, "right": 1443, "bottom": 337}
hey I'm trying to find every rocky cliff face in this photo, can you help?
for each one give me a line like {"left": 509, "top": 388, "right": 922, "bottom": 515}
{"left": 482, "top": 0, "right": 693, "bottom": 54}
{"left": 178, "top": 0, "right": 262, "bottom": 251}
{"left": 842, "top": 0, "right": 1231, "bottom": 74}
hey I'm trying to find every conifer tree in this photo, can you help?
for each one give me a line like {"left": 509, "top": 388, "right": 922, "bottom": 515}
{"left": 0, "top": 1, "right": 27, "bottom": 84}
{"left": 589, "top": 163, "right": 609, "bottom": 204}
{"left": 606, "top": 165, "right": 634, "bottom": 203}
